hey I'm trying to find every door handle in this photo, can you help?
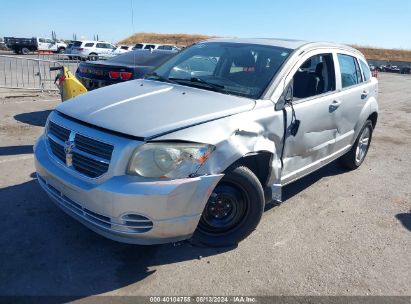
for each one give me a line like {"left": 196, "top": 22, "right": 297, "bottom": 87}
{"left": 361, "top": 91, "right": 369, "bottom": 99}
{"left": 329, "top": 100, "right": 341, "bottom": 112}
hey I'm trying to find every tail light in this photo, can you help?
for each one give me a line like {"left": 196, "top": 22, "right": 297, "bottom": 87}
{"left": 109, "top": 71, "right": 120, "bottom": 79}
{"left": 58, "top": 74, "right": 66, "bottom": 85}
{"left": 120, "top": 72, "right": 133, "bottom": 80}
{"left": 76, "top": 48, "right": 84, "bottom": 51}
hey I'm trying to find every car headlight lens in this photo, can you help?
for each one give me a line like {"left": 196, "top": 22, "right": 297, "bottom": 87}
{"left": 127, "top": 142, "right": 214, "bottom": 178}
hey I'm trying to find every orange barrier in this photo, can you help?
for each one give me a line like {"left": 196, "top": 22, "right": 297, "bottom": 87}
{"left": 37, "top": 50, "right": 54, "bottom": 55}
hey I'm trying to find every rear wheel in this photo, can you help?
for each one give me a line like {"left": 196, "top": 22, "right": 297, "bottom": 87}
{"left": 339, "top": 120, "right": 373, "bottom": 170}
{"left": 88, "top": 53, "right": 98, "bottom": 61}
{"left": 21, "top": 47, "right": 30, "bottom": 55}
{"left": 193, "top": 166, "right": 264, "bottom": 247}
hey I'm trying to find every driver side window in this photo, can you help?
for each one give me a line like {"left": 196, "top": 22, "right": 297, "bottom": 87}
{"left": 293, "top": 53, "right": 336, "bottom": 100}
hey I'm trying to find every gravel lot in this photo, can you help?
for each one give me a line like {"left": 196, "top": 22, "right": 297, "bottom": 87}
{"left": 0, "top": 73, "right": 410, "bottom": 298}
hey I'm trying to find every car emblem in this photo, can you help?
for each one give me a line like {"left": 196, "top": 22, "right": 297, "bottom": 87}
{"left": 64, "top": 131, "right": 76, "bottom": 167}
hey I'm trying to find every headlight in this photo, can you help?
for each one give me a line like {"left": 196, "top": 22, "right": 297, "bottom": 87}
{"left": 127, "top": 142, "right": 214, "bottom": 178}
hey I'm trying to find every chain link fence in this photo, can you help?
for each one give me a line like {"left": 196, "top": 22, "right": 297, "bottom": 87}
{"left": 0, "top": 54, "right": 81, "bottom": 91}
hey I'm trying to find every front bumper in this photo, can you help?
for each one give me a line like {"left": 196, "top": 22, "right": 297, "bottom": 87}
{"left": 34, "top": 135, "right": 223, "bottom": 244}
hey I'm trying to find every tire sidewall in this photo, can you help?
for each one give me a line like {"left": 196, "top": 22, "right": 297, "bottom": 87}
{"left": 354, "top": 121, "right": 373, "bottom": 167}
{"left": 194, "top": 166, "right": 264, "bottom": 247}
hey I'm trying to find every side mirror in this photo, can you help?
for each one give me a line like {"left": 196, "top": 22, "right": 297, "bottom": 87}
{"left": 275, "top": 82, "right": 293, "bottom": 111}
{"left": 284, "top": 85, "right": 293, "bottom": 102}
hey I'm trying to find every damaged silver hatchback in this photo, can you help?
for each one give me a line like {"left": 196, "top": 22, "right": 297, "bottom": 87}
{"left": 34, "top": 38, "right": 378, "bottom": 246}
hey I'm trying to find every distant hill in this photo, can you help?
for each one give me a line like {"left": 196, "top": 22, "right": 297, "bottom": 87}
{"left": 119, "top": 32, "right": 411, "bottom": 62}
{"left": 118, "top": 32, "right": 214, "bottom": 47}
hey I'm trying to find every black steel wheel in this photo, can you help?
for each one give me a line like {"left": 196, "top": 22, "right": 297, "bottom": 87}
{"left": 194, "top": 165, "right": 264, "bottom": 247}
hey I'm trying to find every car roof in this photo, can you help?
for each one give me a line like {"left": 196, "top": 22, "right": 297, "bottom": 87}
{"left": 81, "top": 40, "right": 113, "bottom": 44}
{"left": 201, "top": 38, "right": 362, "bottom": 55}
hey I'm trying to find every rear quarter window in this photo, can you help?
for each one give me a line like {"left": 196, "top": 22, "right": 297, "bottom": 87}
{"left": 337, "top": 54, "right": 363, "bottom": 88}
{"left": 359, "top": 60, "right": 371, "bottom": 81}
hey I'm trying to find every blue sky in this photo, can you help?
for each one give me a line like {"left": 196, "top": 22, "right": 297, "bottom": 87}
{"left": 1, "top": 0, "right": 410, "bottom": 49}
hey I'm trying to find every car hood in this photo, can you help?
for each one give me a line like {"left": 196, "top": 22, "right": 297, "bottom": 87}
{"left": 56, "top": 79, "right": 255, "bottom": 138}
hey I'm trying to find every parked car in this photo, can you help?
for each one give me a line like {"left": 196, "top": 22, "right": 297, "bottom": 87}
{"left": 64, "top": 42, "right": 76, "bottom": 58}
{"left": 382, "top": 65, "right": 401, "bottom": 73}
{"left": 71, "top": 40, "right": 117, "bottom": 60}
{"left": 132, "top": 43, "right": 180, "bottom": 51}
{"left": 34, "top": 38, "right": 378, "bottom": 247}
{"left": 75, "top": 49, "right": 177, "bottom": 90}
{"left": 400, "top": 66, "right": 411, "bottom": 74}
{"left": 4, "top": 37, "right": 67, "bottom": 54}
{"left": 113, "top": 45, "right": 133, "bottom": 54}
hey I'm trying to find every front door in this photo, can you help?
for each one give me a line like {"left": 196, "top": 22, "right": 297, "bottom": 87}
{"left": 280, "top": 52, "right": 340, "bottom": 184}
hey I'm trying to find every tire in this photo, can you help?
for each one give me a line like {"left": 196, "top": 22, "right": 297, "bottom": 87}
{"left": 21, "top": 47, "right": 30, "bottom": 55}
{"left": 193, "top": 165, "right": 264, "bottom": 247}
{"left": 88, "top": 53, "right": 98, "bottom": 61}
{"left": 58, "top": 47, "right": 65, "bottom": 54}
{"left": 339, "top": 120, "right": 373, "bottom": 170}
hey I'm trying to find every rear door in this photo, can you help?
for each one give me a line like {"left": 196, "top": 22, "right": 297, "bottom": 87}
{"left": 332, "top": 53, "right": 370, "bottom": 151}
{"left": 280, "top": 51, "right": 341, "bottom": 184}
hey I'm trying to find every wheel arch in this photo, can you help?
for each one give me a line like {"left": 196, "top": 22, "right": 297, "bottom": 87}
{"left": 368, "top": 112, "right": 378, "bottom": 129}
{"left": 224, "top": 151, "right": 273, "bottom": 190}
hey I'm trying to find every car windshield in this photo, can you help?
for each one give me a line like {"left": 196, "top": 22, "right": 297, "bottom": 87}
{"left": 150, "top": 42, "right": 291, "bottom": 99}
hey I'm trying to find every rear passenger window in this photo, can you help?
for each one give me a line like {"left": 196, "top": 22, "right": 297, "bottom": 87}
{"left": 292, "top": 53, "right": 336, "bottom": 100}
{"left": 158, "top": 45, "right": 172, "bottom": 50}
{"left": 85, "top": 43, "right": 94, "bottom": 47}
{"left": 338, "top": 54, "right": 363, "bottom": 88}
{"left": 359, "top": 60, "right": 371, "bottom": 81}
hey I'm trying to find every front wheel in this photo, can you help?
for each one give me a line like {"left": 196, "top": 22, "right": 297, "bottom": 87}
{"left": 339, "top": 120, "right": 373, "bottom": 170}
{"left": 193, "top": 166, "right": 264, "bottom": 247}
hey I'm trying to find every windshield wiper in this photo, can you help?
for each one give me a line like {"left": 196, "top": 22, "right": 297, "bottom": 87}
{"left": 145, "top": 72, "right": 179, "bottom": 85}
{"left": 170, "top": 77, "right": 225, "bottom": 92}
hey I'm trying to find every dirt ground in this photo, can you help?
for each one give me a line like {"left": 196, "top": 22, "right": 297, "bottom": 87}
{"left": 0, "top": 73, "right": 410, "bottom": 298}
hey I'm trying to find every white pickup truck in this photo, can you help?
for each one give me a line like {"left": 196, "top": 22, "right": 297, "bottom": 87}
{"left": 4, "top": 37, "right": 67, "bottom": 54}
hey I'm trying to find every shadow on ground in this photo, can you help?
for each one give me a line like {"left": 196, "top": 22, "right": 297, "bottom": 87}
{"left": 264, "top": 160, "right": 348, "bottom": 212}
{"left": 0, "top": 145, "right": 33, "bottom": 156}
{"left": 14, "top": 110, "right": 52, "bottom": 127}
{"left": 0, "top": 176, "right": 233, "bottom": 297}
{"left": 396, "top": 212, "right": 411, "bottom": 232}
{"left": 0, "top": 160, "right": 347, "bottom": 297}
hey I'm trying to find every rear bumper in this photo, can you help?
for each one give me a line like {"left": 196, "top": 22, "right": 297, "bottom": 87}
{"left": 34, "top": 135, "right": 223, "bottom": 244}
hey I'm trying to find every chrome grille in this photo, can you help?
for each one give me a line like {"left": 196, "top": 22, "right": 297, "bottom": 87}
{"left": 47, "top": 121, "right": 114, "bottom": 178}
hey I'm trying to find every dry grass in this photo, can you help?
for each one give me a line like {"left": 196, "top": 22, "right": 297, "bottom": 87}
{"left": 119, "top": 33, "right": 411, "bottom": 62}
{"left": 118, "top": 32, "right": 214, "bottom": 47}
{"left": 353, "top": 46, "right": 411, "bottom": 62}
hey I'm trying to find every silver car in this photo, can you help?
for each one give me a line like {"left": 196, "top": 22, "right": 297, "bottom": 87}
{"left": 34, "top": 38, "right": 378, "bottom": 246}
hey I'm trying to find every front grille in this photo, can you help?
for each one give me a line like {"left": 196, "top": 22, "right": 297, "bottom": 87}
{"left": 37, "top": 175, "right": 153, "bottom": 234}
{"left": 49, "top": 121, "right": 70, "bottom": 142}
{"left": 47, "top": 121, "right": 114, "bottom": 178}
